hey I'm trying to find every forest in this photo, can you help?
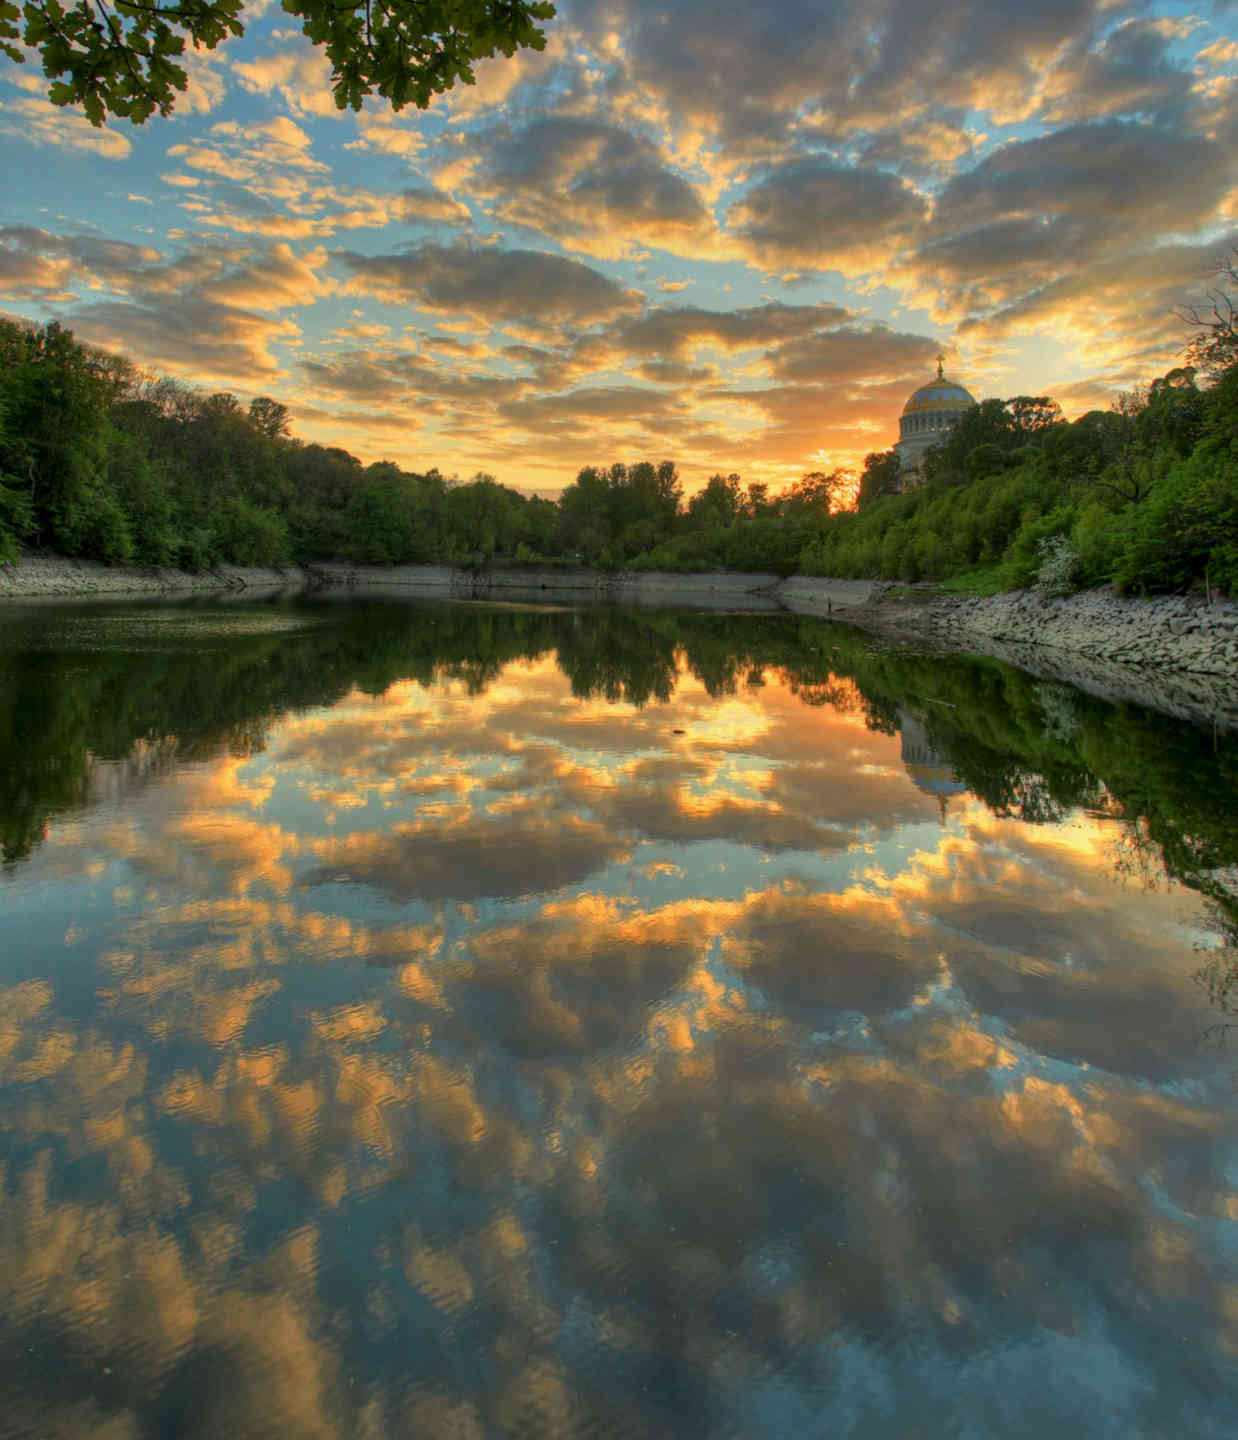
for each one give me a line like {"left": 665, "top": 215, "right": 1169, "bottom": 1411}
{"left": 1, "top": 306, "right": 1234, "bottom": 595}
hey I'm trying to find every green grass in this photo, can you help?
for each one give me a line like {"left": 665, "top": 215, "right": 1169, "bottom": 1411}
{"left": 939, "top": 566, "right": 1007, "bottom": 597}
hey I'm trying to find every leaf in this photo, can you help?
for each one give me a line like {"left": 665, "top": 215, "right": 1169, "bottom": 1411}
{"left": 14, "top": 0, "right": 555, "bottom": 123}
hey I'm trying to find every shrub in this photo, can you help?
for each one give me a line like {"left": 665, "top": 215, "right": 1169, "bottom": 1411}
{"left": 1035, "top": 535, "right": 1081, "bottom": 596}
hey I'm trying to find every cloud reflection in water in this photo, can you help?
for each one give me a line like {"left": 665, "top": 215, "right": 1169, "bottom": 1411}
{"left": 1, "top": 602, "right": 1236, "bottom": 1437}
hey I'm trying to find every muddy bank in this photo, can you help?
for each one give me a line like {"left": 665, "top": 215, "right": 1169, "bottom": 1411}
{"left": 306, "top": 561, "right": 885, "bottom": 612}
{"left": 306, "top": 561, "right": 794, "bottom": 608}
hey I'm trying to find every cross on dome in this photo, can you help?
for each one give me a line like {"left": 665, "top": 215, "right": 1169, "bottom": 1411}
{"left": 936, "top": 353, "right": 945, "bottom": 380}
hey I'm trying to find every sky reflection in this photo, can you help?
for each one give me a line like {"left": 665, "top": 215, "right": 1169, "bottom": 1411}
{"left": 1, "top": 600, "right": 1236, "bottom": 1437}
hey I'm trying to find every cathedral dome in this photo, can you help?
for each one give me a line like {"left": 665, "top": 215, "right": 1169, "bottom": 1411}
{"left": 894, "top": 356, "right": 976, "bottom": 480}
{"left": 902, "top": 376, "right": 976, "bottom": 417}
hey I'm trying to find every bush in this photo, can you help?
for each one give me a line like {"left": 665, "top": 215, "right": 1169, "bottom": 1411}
{"left": 1035, "top": 535, "right": 1081, "bottom": 596}
{"left": 1112, "top": 446, "right": 1238, "bottom": 595}
{"left": 212, "top": 495, "right": 290, "bottom": 568}
{"left": 1070, "top": 501, "right": 1122, "bottom": 588}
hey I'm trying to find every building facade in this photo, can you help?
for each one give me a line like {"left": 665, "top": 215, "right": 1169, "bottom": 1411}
{"left": 894, "top": 356, "right": 976, "bottom": 485}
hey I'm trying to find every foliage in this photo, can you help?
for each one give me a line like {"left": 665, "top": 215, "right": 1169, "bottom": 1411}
{"left": 5, "top": 0, "right": 555, "bottom": 126}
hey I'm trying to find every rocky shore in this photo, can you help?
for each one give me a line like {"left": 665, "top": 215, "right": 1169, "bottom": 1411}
{"left": 1, "top": 554, "right": 1233, "bottom": 725}
{"left": 829, "top": 584, "right": 1238, "bottom": 731}
{"left": 831, "top": 583, "right": 1237, "bottom": 677}
{"left": 0, "top": 554, "right": 309, "bottom": 600}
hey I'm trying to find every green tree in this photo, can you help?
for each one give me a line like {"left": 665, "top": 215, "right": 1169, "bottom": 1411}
{"left": 1005, "top": 395, "right": 1063, "bottom": 441}
{"left": 4, "top": 0, "right": 555, "bottom": 126}
{"left": 856, "top": 450, "right": 900, "bottom": 510}
{"left": 779, "top": 469, "right": 850, "bottom": 518}
{"left": 686, "top": 473, "right": 743, "bottom": 530}
{"left": 248, "top": 396, "right": 291, "bottom": 440}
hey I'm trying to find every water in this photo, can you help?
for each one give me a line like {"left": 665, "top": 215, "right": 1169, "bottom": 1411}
{"left": 1, "top": 596, "right": 1236, "bottom": 1438}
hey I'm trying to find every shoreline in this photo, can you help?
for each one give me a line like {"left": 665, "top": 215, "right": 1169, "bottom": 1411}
{"left": 2, "top": 554, "right": 1234, "bottom": 726}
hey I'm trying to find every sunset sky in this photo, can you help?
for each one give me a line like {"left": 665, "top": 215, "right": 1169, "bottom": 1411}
{"left": 2, "top": 0, "right": 1236, "bottom": 496}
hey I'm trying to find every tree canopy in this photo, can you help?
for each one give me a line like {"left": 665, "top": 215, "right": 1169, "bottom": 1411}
{"left": 0, "top": 0, "right": 556, "bottom": 125}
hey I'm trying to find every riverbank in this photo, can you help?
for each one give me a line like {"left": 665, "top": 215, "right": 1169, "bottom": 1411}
{"left": 1, "top": 556, "right": 1233, "bottom": 726}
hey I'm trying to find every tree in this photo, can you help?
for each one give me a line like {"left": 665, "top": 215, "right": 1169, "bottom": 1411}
{"left": 248, "top": 396, "right": 290, "bottom": 440}
{"left": 780, "top": 469, "right": 850, "bottom": 517}
{"left": 686, "top": 473, "right": 743, "bottom": 529}
{"left": 4, "top": 0, "right": 556, "bottom": 126}
{"left": 856, "top": 450, "right": 900, "bottom": 510}
{"left": 1181, "top": 249, "right": 1238, "bottom": 380}
{"left": 1005, "top": 395, "right": 1063, "bottom": 441}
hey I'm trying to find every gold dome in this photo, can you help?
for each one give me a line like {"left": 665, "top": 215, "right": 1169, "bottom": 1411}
{"left": 894, "top": 355, "right": 978, "bottom": 480}
{"left": 902, "top": 356, "right": 976, "bottom": 416}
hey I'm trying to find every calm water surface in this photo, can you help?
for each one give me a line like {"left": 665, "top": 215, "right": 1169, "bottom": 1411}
{"left": 2, "top": 597, "right": 1237, "bottom": 1438}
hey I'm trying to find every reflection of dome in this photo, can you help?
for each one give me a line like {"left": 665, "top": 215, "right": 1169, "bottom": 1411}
{"left": 903, "top": 763, "right": 969, "bottom": 800}
{"left": 899, "top": 710, "right": 968, "bottom": 821}
{"left": 895, "top": 356, "right": 977, "bottom": 479}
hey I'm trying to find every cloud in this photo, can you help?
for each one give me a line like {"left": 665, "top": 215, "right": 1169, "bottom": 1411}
{"left": 762, "top": 325, "right": 940, "bottom": 384}
{"left": 0, "top": 226, "right": 162, "bottom": 301}
{"left": 175, "top": 45, "right": 230, "bottom": 116}
{"left": 160, "top": 113, "right": 417, "bottom": 241}
{"left": 398, "top": 187, "right": 473, "bottom": 228}
{"left": 495, "top": 383, "right": 689, "bottom": 440}
{"left": 605, "top": 300, "right": 853, "bottom": 362}
{"left": 231, "top": 40, "right": 340, "bottom": 118}
{"left": 299, "top": 346, "right": 527, "bottom": 409}
{"left": 725, "top": 154, "right": 929, "bottom": 274}
{"left": 1037, "top": 18, "right": 1199, "bottom": 125}
{"left": 571, "top": 0, "right": 1109, "bottom": 157}
{"left": 929, "top": 121, "right": 1231, "bottom": 252}
{"left": 0, "top": 226, "right": 338, "bottom": 382}
{"left": 954, "top": 232, "right": 1238, "bottom": 378}
{"left": 63, "top": 297, "right": 299, "bottom": 382}
{"left": 306, "top": 811, "right": 630, "bottom": 902}
{"left": 337, "top": 243, "right": 644, "bottom": 328}
{"left": 898, "top": 117, "right": 1238, "bottom": 364}
{"left": 344, "top": 105, "right": 427, "bottom": 159}
{"left": 463, "top": 115, "right": 719, "bottom": 259}
{"left": 197, "top": 243, "right": 334, "bottom": 310}
{"left": 0, "top": 95, "right": 132, "bottom": 158}
{"left": 0, "top": 242, "right": 78, "bottom": 303}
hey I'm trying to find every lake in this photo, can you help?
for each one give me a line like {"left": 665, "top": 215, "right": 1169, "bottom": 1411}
{"left": 2, "top": 595, "right": 1236, "bottom": 1438}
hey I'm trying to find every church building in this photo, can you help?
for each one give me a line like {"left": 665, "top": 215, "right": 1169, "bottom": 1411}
{"left": 894, "top": 356, "right": 976, "bottom": 486}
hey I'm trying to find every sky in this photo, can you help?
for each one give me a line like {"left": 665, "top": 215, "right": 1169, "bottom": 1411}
{"left": 2, "top": 0, "right": 1237, "bottom": 497}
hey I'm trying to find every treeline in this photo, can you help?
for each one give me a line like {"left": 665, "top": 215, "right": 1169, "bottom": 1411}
{"left": 1, "top": 314, "right": 1234, "bottom": 593}
{"left": 0, "top": 319, "right": 559, "bottom": 570}
{"left": 0, "top": 316, "right": 848, "bottom": 573}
